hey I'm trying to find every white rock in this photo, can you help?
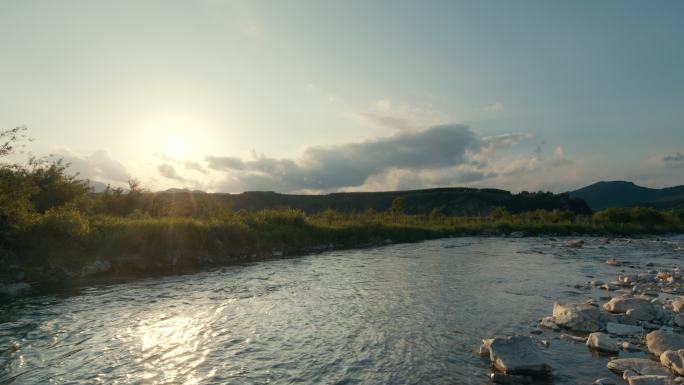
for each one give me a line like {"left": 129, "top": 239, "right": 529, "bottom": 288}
{"left": 660, "top": 350, "right": 684, "bottom": 376}
{"left": 587, "top": 332, "right": 619, "bottom": 353}
{"left": 607, "top": 358, "right": 673, "bottom": 377}
{"left": 604, "top": 297, "right": 656, "bottom": 321}
{"left": 487, "top": 336, "right": 552, "bottom": 375}
{"left": 553, "top": 302, "right": 603, "bottom": 332}
{"left": 671, "top": 298, "right": 684, "bottom": 313}
{"left": 647, "top": 330, "right": 684, "bottom": 357}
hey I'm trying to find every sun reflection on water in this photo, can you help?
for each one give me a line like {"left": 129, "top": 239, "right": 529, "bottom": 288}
{"left": 120, "top": 308, "right": 220, "bottom": 385}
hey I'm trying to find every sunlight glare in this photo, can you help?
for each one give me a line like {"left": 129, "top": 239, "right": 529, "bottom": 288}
{"left": 166, "top": 136, "right": 189, "bottom": 159}
{"left": 141, "top": 114, "right": 209, "bottom": 160}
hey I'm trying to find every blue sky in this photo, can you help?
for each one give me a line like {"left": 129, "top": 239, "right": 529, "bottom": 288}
{"left": 1, "top": 0, "right": 682, "bottom": 192}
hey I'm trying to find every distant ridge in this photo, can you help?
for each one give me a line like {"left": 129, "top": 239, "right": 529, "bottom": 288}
{"left": 569, "top": 181, "right": 684, "bottom": 210}
{"left": 160, "top": 187, "right": 592, "bottom": 216}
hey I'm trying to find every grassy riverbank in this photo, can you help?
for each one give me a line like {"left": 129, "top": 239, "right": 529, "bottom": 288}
{"left": 3, "top": 206, "right": 683, "bottom": 282}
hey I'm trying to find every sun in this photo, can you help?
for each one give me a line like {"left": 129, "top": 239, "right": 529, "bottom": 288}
{"left": 166, "top": 136, "right": 189, "bottom": 159}
{"left": 141, "top": 114, "right": 211, "bottom": 160}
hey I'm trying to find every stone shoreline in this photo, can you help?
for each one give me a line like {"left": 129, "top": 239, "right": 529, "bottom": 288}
{"left": 480, "top": 239, "right": 684, "bottom": 385}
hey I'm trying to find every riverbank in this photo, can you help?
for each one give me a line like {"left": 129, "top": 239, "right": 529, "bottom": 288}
{"left": 1, "top": 208, "right": 683, "bottom": 299}
{"left": 480, "top": 239, "right": 684, "bottom": 384}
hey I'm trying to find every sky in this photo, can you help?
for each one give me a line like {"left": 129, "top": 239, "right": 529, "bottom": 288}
{"left": 1, "top": 0, "right": 683, "bottom": 193}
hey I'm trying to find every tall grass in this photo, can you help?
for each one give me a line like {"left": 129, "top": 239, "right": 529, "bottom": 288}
{"left": 7, "top": 207, "right": 682, "bottom": 278}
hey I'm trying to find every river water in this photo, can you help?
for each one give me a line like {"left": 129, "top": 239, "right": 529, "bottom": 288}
{"left": 1, "top": 236, "right": 683, "bottom": 385}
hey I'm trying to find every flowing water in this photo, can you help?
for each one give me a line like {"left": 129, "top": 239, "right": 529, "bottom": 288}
{"left": 1, "top": 236, "right": 684, "bottom": 385}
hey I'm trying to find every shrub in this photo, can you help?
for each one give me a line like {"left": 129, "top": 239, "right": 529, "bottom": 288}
{"left": 38, "top": 205, "right": 91, "bottom": 237}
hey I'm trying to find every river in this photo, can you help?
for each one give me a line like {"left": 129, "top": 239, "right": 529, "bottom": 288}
{"left": 1, "top": 236, "right": 683, "bottom": 384}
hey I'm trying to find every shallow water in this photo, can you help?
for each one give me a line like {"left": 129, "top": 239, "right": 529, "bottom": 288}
{"left": 1, "top": 236, "right": 683, "bottom": 385}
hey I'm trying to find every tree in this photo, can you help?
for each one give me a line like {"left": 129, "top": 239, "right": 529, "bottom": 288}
{"left": 389, "top": 197, "right": 405, "bottom": 215}
{"left": 490, "top": 206, "right": 509, "bottom": 220}
{"left": 0, "top": 126, "right": 29, "bottom": 158}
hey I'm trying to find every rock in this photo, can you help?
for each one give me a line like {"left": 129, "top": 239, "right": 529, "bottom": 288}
{"left": 607, "top": 358, "right": 673, "bottom": 377}
{"left": 643, "top": 322, "right": 661, "bottom": 330}
{"left": 539, "top": 316, "right": 560, "bottom": 331}
{"left": 487, "top": 336, "right": 552, "bottom": 375}
{"left": 0, "top": 282, "right": 31, "bottom": 298}
{"left": 490, "top": 372, "right": 533, "bottom": 384}
{"left": 478, "top": 339, "right": 492, "bottom": 356}
{"left": 613, "top": 313, "right": 639, "bottom": 325}
{"left": 594, "top": 378, "right": 618, "bottom": 385}
{"left": 621, "top": 342, "right": 642, "bottom": 352}
{"left": 674, "top": 314, "right": 684, "bottom": 327}
{"left": 607, "top": 322, "right": 643, "bottom": 336}
{"left": 553, "top": 302, "right": 603, "bottom": 332}
{"left": 621, "top": 274, "right": 638, "bottom": 284}
{"left": 603, "top": 283, "right": 619, "bottom": 291}
{"left": 626, "top": 376, "right": 675, "bottom": 385}
{"left": 604, "top": 297, "right": 656, "bottom": 320}
{"left": 627, "top": 307, "right": 658, "bottom": 322}
{"left": 638, "top": 273, "right": 657, "bottom": 283}
{"left": 660, "top": 350, "right": 684, "bottom": 376}
{"left": 80, "top": 260, "right": 112, "bottom": 277}
{"left": 607, "top": 258, "right": 623, "bottom": 266}
{"left": 671, "top": 298, "right": 684, "bottom": 313}
{"left": 624, "top": 370, "right": 639, "bottom": 380}
{"left": 560, "top": 333, "right": 587, "bottom": 343}
{"left": 510, "top": 231, "right": 525, "bottom": 238}
{"left": 566, "top": 239, "right": 584, "bottom": 248}
{"left": 591, "top": 280, "right": 605, "bottom": 287}
{"left": 647, "top": 330, "right": 684, "bottom": 356}
{"left": 587, "top": 332, "right": 619, "bottom": 353}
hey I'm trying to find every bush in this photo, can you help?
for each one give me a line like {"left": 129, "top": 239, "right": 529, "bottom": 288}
{"left": 37, "top": 205, "right": 91, "bottom": 237}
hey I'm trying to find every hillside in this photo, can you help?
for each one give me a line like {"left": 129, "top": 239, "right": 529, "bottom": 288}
{"left": 569, "top": 181, "right": 684, "bottom": 210}
{"left": 162, "top": 187, "right": 592, "bottom": 216}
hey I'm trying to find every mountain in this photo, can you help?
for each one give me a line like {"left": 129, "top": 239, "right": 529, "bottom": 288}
{"left": 205, "top": 187, "right": 592, "bottom": 216}
{"left": 569, "top": 181, "right": 684, "bottom": 210}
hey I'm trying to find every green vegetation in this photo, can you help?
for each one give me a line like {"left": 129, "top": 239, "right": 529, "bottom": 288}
{"left": 1, "top": 126, "right": 683, "bottom": 284}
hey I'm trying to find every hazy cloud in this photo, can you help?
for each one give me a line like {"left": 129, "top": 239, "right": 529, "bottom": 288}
{"left": 202, "top": 124, "right": 579, "bottom": 193}
{"left": 354, "top": 99, "right": 452, "bottom": 131}
{"left": 155, "top": 153, "right": 208, "bottom": 175}
{"left": 482, "top": 102, "right": 504, "bottom": 113}
{"left": 208, "top": 124, "right": 481, "bottom": 191}
{"left": 158, "top": 163, "right": 185, "bottom": 181}
{"left": 205, "top": 155, "right": 246, "bottom": 170}
{"left": 663, "top": 152, "right": 684, "bottom": 167}
{"left": 51, "top": 149, "right": 129, "bottom": 184}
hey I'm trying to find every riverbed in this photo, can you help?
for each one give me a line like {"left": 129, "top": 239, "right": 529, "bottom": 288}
{"left": 1, "top": 236, "right": 683, "bottom": 384}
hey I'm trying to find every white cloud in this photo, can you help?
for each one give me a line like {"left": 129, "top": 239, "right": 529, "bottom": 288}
{"left": 353, "top": 98, "right": 453, "bottom": 131}
{"left": 482, "top": 102, "right": 504, "bottom": 113}
{"left": 49, "top": 148, "right": 130, "bottom": 185}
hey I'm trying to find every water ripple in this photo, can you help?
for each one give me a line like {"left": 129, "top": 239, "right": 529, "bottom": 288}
{"left": 1, "top": 236, "right": 683, "bottom": 384}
